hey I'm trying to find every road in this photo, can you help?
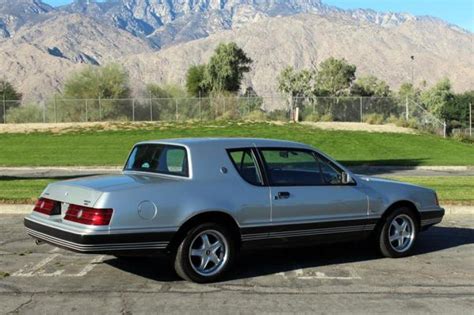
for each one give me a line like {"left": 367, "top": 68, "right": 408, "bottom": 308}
{"left": 0, "top": 214, "right": 473, "bottom": 314}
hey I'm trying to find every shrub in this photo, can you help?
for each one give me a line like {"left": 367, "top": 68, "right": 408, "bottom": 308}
{"left": 320, "top": 113, "right": 334, "bottom": 122}
{"left": 5, "top": 105, "right": 43, "bottom": 123}
{"left": 363, "top": 113, "right": 384, "bottom": 125}
{"left": 243, "top": 110, "right": 266, "bottom": 121}
{"left": 303, "top": 113, "right": 321, "bottom": 122}
{"left": 451, "top": 132, "right": 474, "bottom": 144}
{"left": 386, "top": 115, "right": 400, "bottom": 124}
{"left": 267, "top": 109, "right": 289, "bottom": 121}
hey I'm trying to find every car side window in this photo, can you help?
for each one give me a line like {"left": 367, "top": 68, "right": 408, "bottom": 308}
{"left": 316, "top": 155, "right": 344, "bottom": 185}
{"left": 228, "top": 149, "right": 263, "bottom": 186}
{"left": 259, "top": 149, "right": 324, "bottom": 186}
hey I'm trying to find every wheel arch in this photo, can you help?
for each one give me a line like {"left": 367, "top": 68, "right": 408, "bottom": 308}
{"left": 377, "top": 200, "right": 421, "bottom": 231}
{"left": 168, "top": 211, "right": 242, "bottom": 253}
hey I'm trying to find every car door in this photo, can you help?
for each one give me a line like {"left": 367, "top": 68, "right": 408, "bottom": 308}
{"left": 257, "top": 148, "right": 369, "bottom": 236}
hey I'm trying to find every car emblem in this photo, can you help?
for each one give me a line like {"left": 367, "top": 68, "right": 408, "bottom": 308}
{"left": 77, "top": 209, "right": 83, "bottom": 218}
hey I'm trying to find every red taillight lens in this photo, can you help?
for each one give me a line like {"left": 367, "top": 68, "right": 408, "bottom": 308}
{"left": 64, "top": 204, "right": 113, "bottom": 226}
{"left": 33, "top": 198, "right": 58, "bottom": 215}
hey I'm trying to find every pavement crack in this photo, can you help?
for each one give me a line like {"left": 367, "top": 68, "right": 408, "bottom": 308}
{"left": 7, "top": 293, "right": 34, "bottom": 314}
{"left": 119, "top": 291, "right": 132, "bottom": 315}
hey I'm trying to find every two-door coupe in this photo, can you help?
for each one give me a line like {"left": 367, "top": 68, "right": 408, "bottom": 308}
{"left": 24, "top": 138, "right": 444, "bottom": 282}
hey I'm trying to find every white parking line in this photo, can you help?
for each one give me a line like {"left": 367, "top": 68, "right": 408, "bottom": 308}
{"left": 277, "top": 266, "right": 362, "bottom": 280}
{"left": 298, "top": 267, "right": 362, "bottom": 280}
{"left": 73, "top": 255, "right": 105, "bottom": 277}
{"left": 12, "top": 254, "right": 104, "bottom": 277}
{"left": 12, "top": 254, "right": 61, "bottom": 277}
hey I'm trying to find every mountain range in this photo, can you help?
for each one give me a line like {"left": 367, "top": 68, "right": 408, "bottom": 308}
{"left": 0, "top": 0, "right": 472, "bottom": 101}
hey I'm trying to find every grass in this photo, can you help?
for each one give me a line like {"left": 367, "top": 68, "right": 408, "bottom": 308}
{"left": 384, "top": 176, "right": 474, "bottom": 206}
{"left": 0, "top": 179, "right": 56, "bottom": 204}
{"left": 1, "top": 176, "right": 472, "bottom": 205}
{"left": 0, "top": 122, "right": 472, "bottom": 167}
{"left": 0, "top": 271, "right": 10, "bottom": 279}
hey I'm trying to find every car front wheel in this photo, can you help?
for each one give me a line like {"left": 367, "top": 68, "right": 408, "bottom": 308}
{"left": 174, "top": 223, "right": 234, "bottom": 283}
{"left": 378, "top": 207, "right": 418, "bottom": 258}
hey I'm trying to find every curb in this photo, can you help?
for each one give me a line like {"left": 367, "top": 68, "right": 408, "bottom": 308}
{"left": 349, "top": 166, "right": 474, "bottom": 172}
{"left": 1, "top": 204, "right": 472, "bottom": 215}
{"left": 0, "top": 166, "right": 473, "bottom": 172}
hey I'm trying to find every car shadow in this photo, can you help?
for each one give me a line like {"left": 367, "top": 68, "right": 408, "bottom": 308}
{"left": 341, "top": 158, "right": 427, "bottom": 176}
{"left": 103, "top": 225, "right": 474, "bottom": 283}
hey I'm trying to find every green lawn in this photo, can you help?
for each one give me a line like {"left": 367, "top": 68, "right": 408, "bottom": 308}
{"left": 0, "top": 179, "right": 56, "bottom": 204}
{"left": 0, "top": 122, "right": 473, "bottom": 166}
{"left": 385, "top": 176, "right": 474, "bottom": 206}
{"left": 1, "top": 176, "right": 472, "bottom": 205}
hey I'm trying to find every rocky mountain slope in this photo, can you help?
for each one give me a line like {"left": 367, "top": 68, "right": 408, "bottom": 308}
{"left": 121, "top": 12, "right": 473, "bottom": 96}
{"left": 0, "top": 0, "right": 472, "bottom": 101}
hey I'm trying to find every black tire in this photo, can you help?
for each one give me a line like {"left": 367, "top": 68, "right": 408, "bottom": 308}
{"left": 377, "top": 207, "right": 419, "bottom": 258}
{"left": 174, "top": 223, "right": 235, "bottom": 283}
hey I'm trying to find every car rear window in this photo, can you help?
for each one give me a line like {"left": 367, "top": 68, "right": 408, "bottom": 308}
{"left": 125, "top": 144, "right": 189, "bottom": 177}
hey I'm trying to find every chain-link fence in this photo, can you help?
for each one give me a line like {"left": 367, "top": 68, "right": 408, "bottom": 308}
{"left": 1, "top": 96, "right": 469, "bottom": 138}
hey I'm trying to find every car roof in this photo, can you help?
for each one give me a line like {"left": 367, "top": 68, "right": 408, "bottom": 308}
{"left": 136, "top": 138, "right": 312, "bottom": 150}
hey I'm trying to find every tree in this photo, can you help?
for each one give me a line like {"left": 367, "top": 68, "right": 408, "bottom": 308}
{"left": 351, "top": 75, "right": 391, "bottom": 97}
{"left": 316, "top": 57, "right": 356, "bottom": 96}
{"left": 61, "top": 64, "right": 131, "bottom": 120}
{"left": 447, "top": 90, "right": 474, "bottom": 128}
{"left": 398, "top": 82, "right": 421, "bottom": 102}
{"left": 0, "top": 80, "right": 22, "bottom": 123}
{"left": 0, "top": 80, "right": 22, "bottom": 101}
{"left": 63, "top": 63, "right": 130, "bottom": 99}
{"left": 205, "top": 42, "right": 252, "bottom": 93}
{"left": 420, "top": 78, "right": 455, "bottom": 121}
{"left": 185, "top": 65, "right": 209, "bottom": 97}
{"left": 277, "top": 67, "right": 317, "bottom": 99}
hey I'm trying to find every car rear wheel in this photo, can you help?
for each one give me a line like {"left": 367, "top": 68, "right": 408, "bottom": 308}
{"left": 378, "top": 207, "right": 418, "bottom": 258}
{"left": 174, "top": 223, "right": 235, "bottom": 283}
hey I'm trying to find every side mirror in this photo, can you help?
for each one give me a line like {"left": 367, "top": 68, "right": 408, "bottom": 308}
{"left": 341, "top": 172, "right": 351, "bottom": 184}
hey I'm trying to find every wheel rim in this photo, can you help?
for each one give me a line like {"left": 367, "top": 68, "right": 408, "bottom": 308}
{"left": 188, "top": 229, "right": 229, "bottom": 277}
{"left": 388, "top": 214, "right": 415, "bottom": 253}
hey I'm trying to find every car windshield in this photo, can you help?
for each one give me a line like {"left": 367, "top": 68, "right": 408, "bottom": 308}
{"left": 124, "top": 144, "right": 189, "bottom": 177}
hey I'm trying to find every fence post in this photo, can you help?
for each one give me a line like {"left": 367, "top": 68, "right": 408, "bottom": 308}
{"left": 199, "top": 92, "right": 202, "bottom": 121}
{"left": 85, "top": 99, "right": 88, "bottom": 122}
{"left": 469, "top": 102, "right": 472, "bottom": 137}
{"left": 149, "top": 97, "right": 153, "bottom": 122}
{"left": 42, "top": 102, "right": 46, "bottom": 123}
{"left": 2, "top": 94, "right": 5, "bottom": 124}
{"left": 405, "top": 96, "right": 409, "bottom": 120}
{"left": 54, "top": 96, "right": 57, "bottom": 123}
{"left": 132, "top": 99, "right": 135, "bottom": 122}
{"left": 98, "top": 97, "right": 102, "bottom": 121}
{"left": 443, "top": 121, "right": 447, "bottom": 138}
{"left": 359, "top": 97, "right": 363, "bottom": 122}
{"left": 175, "top": 98, "right": 178, "bottom": 121}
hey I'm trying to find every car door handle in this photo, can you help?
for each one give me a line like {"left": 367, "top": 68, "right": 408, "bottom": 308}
{"left": 276, "top": 191, "right": 290, "bottom": 199}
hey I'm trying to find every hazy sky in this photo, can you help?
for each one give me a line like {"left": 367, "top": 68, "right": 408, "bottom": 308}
{"left": 43, "top": 0, "right": 474, "bottom": 31}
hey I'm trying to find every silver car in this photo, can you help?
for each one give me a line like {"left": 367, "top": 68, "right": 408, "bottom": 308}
{"left": 24, "top": 138, "right": 444, "bottom": 282}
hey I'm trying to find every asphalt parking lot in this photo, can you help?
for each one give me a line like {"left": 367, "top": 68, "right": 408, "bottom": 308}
{"left": 1, "top": 214, "right": 473, "bottom": 314}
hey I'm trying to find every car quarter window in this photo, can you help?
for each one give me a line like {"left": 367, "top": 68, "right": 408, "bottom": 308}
{"left": 259, "top": 149, "right": 325, "bottom": 186}
{"left": 227, "top": 149, "right": 263, "bottom": 186}
{"left": 125, "top": 144, "right": 188, "bottom": 177}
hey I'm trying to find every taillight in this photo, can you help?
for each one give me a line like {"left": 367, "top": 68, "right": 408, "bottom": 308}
{"left": 64, "top": 204, "right": 113, "bottom": 226}
{"left": 33, "top": 198, "right": 59, "bottom": 215}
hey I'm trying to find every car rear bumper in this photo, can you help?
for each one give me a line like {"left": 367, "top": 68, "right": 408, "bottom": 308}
{"left": 24, "top": 218, "right": 174, "bottom": 255}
